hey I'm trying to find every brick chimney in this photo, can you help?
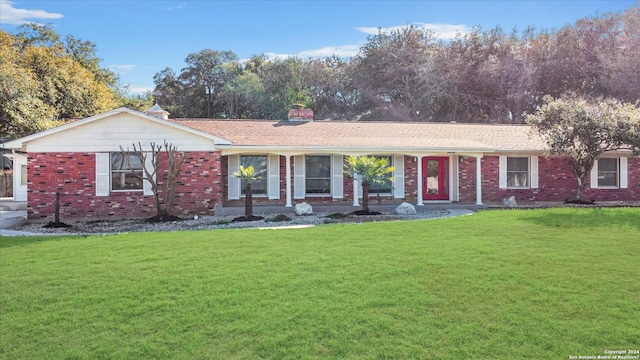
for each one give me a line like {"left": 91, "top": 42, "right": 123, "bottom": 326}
{"left": 287, "top": 104, "right": 313, "bottom": 121}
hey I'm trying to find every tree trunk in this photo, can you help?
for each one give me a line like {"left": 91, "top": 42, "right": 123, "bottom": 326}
{"left": 245, "top": 182, "right": 253, "bottom": 217}
{"left": 55, "top": 192, "right": 60, "bottom": 223}
{"left": 575, "top": 177, "right": 585, "bottom": 200}
{"left": 362, "top": 183, "right": 370, "bottom": 213}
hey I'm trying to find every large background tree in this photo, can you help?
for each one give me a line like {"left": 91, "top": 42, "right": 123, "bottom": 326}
{"left": 526, "top": 94, "right": 640, "bottom": 200}
{"left": 1, "top": 24, "right": 154, "bottom": 139}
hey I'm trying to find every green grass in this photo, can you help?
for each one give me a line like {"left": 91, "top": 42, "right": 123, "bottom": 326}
{"left": 1, "top": 208, "right": 639, "bottom": 359}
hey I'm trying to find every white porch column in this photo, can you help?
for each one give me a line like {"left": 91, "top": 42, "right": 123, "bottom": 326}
{"left": 285, "top": 155, "right": 292, "bottom": 207}
{"left": 475, "top": 155, "right": 483, "bottom": 205}
{"left": 352, "top": 176, "right": 359, "bottom": 207}
{"left": 416, "top": 156, "right": 424, "bottom": 206}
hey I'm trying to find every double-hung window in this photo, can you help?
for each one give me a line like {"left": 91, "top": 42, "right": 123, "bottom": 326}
{"left": 240, "top": 155, "right": 267, "bottom": 195}
{"left": 305, "top": 155, "right": 331, "bottom": 194}
{"left": 499, "top": 156, "right": 538, "bottom": 189}
{"left": 368, "top": 156, "right": 393, "bottom": 195}
{"left": 110, "top": 153, "right": 144, "bottom": 191}
{"left": 591, "top": 157, "right": 628, "bottom": 189}
{"left": 596, "top": 158, "right": 619, "bottom": 187}
{"left": 507, "top": 157, "right": 529, "bottom": 188}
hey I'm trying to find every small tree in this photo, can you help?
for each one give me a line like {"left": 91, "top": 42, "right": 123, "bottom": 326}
{"left": 120, "top": 141, "right": 185, "bottom": 221}
{"left": 526, "top": 94, "right": 639, "bottom": 200}
{"left": 232, "top": 165, "right": 264, "bottom": 219}
{"left": 344, "top": 155, "right": 395, "bottom": 213}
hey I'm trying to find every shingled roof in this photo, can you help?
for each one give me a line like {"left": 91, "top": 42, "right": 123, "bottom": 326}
{"left": 172, "top": 119, "right": 546, "bottom": 152}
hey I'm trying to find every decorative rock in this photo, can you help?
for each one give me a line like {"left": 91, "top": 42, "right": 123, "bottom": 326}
{"left": 294, "top": 202, "right": 313, "bottom": 216}
{"left": 394, "top": 202, "right": 417, "bottom": 215}
{"left": 503, "top": 196, "right": 518, "bottom": 207}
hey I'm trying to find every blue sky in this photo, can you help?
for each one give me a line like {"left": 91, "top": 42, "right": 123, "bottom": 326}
{"left": 1, "top": 0, "right": 637, "bottom": 95}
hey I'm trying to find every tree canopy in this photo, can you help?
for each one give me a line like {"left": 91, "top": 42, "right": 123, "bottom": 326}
{"left": 1, "top": 24, "right": 153, "bottom": 139}
{"left": 2, "top": 4, "right": 638, "bottom": 139}
{"left": 152, "top": 4, "right": 639, "bottom": 122}
{"left": 526, "top": 94, "right": 640, "bottom": 199}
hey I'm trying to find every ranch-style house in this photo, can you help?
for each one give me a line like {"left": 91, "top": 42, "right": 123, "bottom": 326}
{"left": 2, "top": 105, "right": 638, "bottom": 220}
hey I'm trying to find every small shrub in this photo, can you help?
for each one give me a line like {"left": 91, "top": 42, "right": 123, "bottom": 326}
{"left": 266, "top": 214, "right": 291, "bottom": 222}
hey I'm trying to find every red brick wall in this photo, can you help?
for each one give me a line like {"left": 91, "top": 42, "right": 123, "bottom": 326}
{"left": 459, "top": 156, "right": 640, "bottom": 203}
{"left": 27, "top": 151, "right": 223, "bottom": 221}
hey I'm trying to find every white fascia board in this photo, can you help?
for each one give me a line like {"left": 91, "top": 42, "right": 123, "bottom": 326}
{"left": 219, "top": 145, "right": 496, "bottom": 156}
{"left": 1, "top": 107, "right": 232, "bottom": 150}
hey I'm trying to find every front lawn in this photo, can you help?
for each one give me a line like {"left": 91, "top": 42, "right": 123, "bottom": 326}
{"left": 1, "top": 208, "right": 639, "bottom": 359}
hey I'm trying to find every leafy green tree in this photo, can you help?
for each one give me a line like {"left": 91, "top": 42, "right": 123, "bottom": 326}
{"left": 0, "top": 31, "right": 60, "bottom": 138}
{"left": 526, "top": 94, "right": 640, "bottom": 200}
{"left": 1, "top": 25, "right": 123, "bottom": 138}
{"left": 344, "top": 155, "right": 395, "bottom": 213}
{"left": 233, "top": 165, "right": 264, "bottom": 218}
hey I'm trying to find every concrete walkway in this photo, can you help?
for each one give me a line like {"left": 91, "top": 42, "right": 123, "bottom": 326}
{"left": 0, "top": 198, "right": 27, "bottom": 231}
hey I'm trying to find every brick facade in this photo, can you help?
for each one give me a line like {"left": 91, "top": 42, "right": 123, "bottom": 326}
{"left": 27, "top": 151, "right": 223, "bottom": 221}
{"left": 459, "top": 156, "right": 640, "bottom": 203}
{"left": 27, "top": 152, "right": 638, "bottom": 221}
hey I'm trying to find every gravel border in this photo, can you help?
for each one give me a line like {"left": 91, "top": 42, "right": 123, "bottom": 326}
{"left": 11, "top": 209, "right": 453, "bottom": 235}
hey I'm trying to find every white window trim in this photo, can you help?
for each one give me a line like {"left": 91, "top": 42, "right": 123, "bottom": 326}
{"left": 499, "top": 156, "right": 538, "bottom": 190}
{"left": 96, "top": 152, "right": 154, "bottom": 196}
{"left": 229, "top": 154, "right": 280, "bottom": 200}
{"left": 590, "top": 157, "right": 627, "bottom": 189}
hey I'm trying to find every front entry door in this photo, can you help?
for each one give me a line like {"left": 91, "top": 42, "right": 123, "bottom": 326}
{"left": 423, "top": 157, "right": 449, "bottom": 200}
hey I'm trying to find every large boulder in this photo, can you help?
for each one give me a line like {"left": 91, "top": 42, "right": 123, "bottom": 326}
{"left": 294, "top": 202, "right": 313, "bottom": 215}
{"left": 502, "top": 196, "right": 518, "bottom": 207}
{"left": 394, "top": 202, "right": 417, "bottom": 215}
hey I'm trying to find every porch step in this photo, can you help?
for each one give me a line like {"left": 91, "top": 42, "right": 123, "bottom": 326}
{"left": 0, "top": 206, "right": 9, "bottom": 211}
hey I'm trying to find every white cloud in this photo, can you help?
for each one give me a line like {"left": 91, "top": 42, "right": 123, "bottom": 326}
{"left": 298, "top": 45, "right": 361, "bottom": 58}
{"left": 245, "top": 45, "right": 361, "bottom": 62}
{"left": 127, "top": 86, "right": 154, "bottom": 95}
{"left": 165, "top": 3, "right": 186, "bottom": 11}
{"left": 357, "top": 22, "right": 471, "bottom": 40}
{"left": 0, "top": 0, "right": 63, "bottom": 25}
{"left": 109, "top": 64, "right": 137, "bottom": 74}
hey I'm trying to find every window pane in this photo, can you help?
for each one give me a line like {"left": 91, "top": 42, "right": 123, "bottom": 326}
{"left": 305, "top": 156, "right": 331, "bottom": 194}
{"left": 305, "top": 156, "right": 331, "bottom": 178}
{"left": 369, "top": 156, "right": 393, "bottom": 194}
{"left": 240, "top": 155, "right": 267, "bottom": 195}
{"left": 598, "top": 172, "right": 617, "bottom": 187}
{"left": 598, "top": 158, "right": 617, "bottom": 172}
{"left": 242, "top": 178, "right": 267, "bottom": 194}
{"left": 111, "top": 153, "right": 142, "bottom": 170}
{"left": 598, "top": 159, "right": 618, "bottom": 187}
{"left": 507, "top": 157, "right": 528, "bottom": 172}
{"left": 111, "top": 171, "right": 143, "bottom": 190}
{"left": 20, "top": 165, "right": 27, "bottom": 186}
{"left": 507, "top": 172, "right": 529, "bottom": 187}
{"left": 306, "top": 179, "right": 331, "bottom": 194}
{"left": 241, "top": 156, "right": 267, "bottom": 174}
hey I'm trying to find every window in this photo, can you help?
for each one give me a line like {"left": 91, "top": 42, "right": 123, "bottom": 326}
{"left": 240, "top": 155, "right": 267, "bottom": 195}
{"left": 20, "top": 165, "right": 27, "bottom": 186}
{"left": 110, "top": 153, "right": 144, "bottom": 191}
{"left": 507, "top": 157, "right": 529, "bottom": 188}
{"left": 369, "top": 156, "right": 393, "bottom": 194}
{"left": 597, "top": 158, "right": 618, "bottom": 187}
{"left": 305, "top": 155, "right": 331, "bottom": 194}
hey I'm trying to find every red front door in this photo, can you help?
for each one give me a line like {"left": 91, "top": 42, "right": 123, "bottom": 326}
{"left": 423, "top": 157, "right": 449, "bottom": 200}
